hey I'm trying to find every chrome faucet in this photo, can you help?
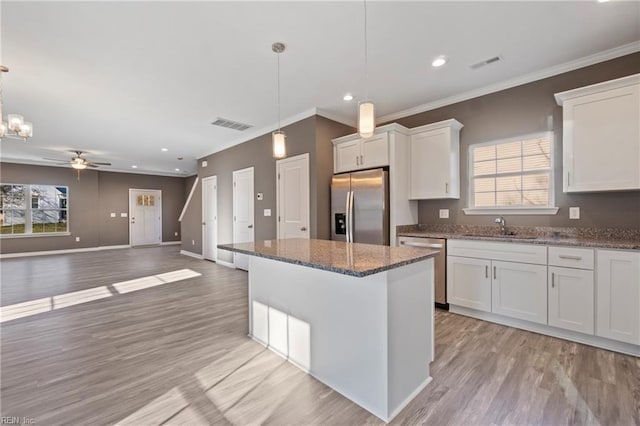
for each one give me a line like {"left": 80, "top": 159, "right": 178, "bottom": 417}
{"left": 494, "top": 216, "right": 506, "bottom": 235}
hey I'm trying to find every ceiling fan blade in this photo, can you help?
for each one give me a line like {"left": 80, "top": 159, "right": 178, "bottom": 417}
{"left": 86, "top": 164, "right": 100, "bottom": 168}
{"left": 43, "top": 157, "right": 70, "bottom": 163}
{"left": 89, "top": 162, "right": 112, "bottom": 166}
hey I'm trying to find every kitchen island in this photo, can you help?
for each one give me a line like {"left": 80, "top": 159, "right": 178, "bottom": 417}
{"left": 218, "top": 238, "right": 438, "bottom": 422}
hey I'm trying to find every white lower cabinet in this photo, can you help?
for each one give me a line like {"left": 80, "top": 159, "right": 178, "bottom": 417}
{"left": 548, "top": 266, "right": 594, "bottom": 334}
{"left": 492, "top": 261, "right": 547, "bottom": 324}
{"left": 596, "top": 249, "right": 640, "bottom": 345}
{"left": 447, "top": 256, "right": 491, "bottom": 312}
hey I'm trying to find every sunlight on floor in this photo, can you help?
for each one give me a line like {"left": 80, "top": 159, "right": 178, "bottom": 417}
{"left": 0, "top": 269, "right": 202, "bottom": 323}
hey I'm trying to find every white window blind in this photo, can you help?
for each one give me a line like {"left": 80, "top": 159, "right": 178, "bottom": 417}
{"left": 469, "top": 133, "right": 553, "bottom": 209}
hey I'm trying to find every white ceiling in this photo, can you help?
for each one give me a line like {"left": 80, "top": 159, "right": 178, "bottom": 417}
{"left": 1, "top": 1, "right": 639, "bottom": 177}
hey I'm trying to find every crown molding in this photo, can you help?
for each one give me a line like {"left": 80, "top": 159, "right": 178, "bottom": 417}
{"left": 378, "top": 41, "right": 640, "bottom": 124}
{"left": 0, "top": 159, "right": 192, "bottom": 178}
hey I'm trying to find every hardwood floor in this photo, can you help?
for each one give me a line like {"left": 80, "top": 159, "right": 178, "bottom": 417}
{"left": 1, "top": 246, "right": 638, "bottom": 425}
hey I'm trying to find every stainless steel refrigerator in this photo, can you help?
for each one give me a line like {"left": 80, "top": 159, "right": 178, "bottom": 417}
{"left": 331, "top": 168, "right": 389, "bottom": 245}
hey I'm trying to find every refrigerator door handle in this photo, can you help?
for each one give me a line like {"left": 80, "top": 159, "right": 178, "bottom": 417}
{"left": 345, "top": 191, "right": 351, "bottom": 242}
{"left": 348, "top": 190, "right": 354, "bottom": 243}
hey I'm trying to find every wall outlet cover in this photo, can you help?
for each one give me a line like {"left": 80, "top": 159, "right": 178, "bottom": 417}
{"left": 192, "top": 240, "right": 195, "bottom": 245}
{"left": 439, "top": 209, "right": 450, "bottom": 219}
{"left": 174, "top": 231, "right": 178, "bottom": 236}
{"left": 121, "top": 212, "right": 128, "bottom": 218}
{"left": 264, "top": 209, "right": 271, "bottom": 217}
{"left": 75, "top": 237, "right": 80, "bottom": 242}
{"left": 569, "top": 207, "right": 580, "bottom": 219}
{"left": 202, "top": 160, "right": 208, "bottom": 168}
{"left": 110, "top": 212, "right": 116, "bottom": 218}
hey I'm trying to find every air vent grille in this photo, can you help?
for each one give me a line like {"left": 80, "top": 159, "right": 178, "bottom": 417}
{"left": 211, "top": 117, "right": 252, "bottom": 131}
{"left": 470, "top": 55, "right": 503, "bottom": 70}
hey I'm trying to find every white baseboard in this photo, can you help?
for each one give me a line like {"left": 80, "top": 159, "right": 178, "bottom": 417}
{"left": 388, "top": 376, "right": 433, "bottom": 422}
{"left": 161, "top": 241, "right": 181, "bottom": 246}
{"left": 449, "top": 305, "right": 640, "bottom": 357}
{"left": 0, "top": 245, "right": 130, "bottom": 259}
{"left": 215, "top": 259, "right": 236, "bottom": 269}
{"left": 180, "top": 250, "right": 204, "bottom": 260}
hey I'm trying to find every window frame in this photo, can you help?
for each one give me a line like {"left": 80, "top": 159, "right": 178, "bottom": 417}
{"left": 463, "top": 131, "right": 559, "bottom": 216}
{"left": 1, "top": 183, "right": 71, "bottom": 238}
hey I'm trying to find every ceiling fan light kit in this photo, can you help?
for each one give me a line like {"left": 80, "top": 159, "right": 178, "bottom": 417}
{"left": 0, "top": 65, "right": 34, "bottom": 141}
{"left": 272, "top": 42, "right": 287, "bottom": 159}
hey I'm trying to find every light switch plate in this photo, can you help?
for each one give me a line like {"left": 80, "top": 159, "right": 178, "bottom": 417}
{"left": 569, "top": 207, "right": 580, "bottom": 219}
{"left": 264, "top": 209, "right": 271, "bottom": 217}
{"left": 110, "top": 212, "right": 116, "bottom": 218}
{"left": 75, "top": 237, "right": 80, "bottom": 242}
{"left": 121, "top": 212, "right": 128, "bottom": 218}
{"left": 439, "top": 209, "right": 450, "bottom": 219}
{"left": 202, "top": 160, "right": 208, "bottom": 167}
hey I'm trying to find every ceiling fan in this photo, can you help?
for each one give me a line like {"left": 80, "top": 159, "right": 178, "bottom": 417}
{"left": 44, "top": 150, "right": 111, "bottom": 179}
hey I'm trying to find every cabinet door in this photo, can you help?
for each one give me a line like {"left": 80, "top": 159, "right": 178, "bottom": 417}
{"left": 596, "top": 250, "right": 640, "bottom": 344}
{"left": 409, "top": 129, "right": 456, "bottom": 199}
{"left": 548, "top": 267, "right": 594, "bottom": 334}
{"left": 361, "top": 133, "right": 389, "bottom": 168}
{"left": 447, "top": 256, "right": 491, "bottom": 312}
{"left": 334, "top": 140, "right": 361, "bottom": 173}
{"left": 564, "top": 84, "right": 640, "bottom": 192}
{"left": 491, "top": 261, "right": 547, "bottom": 324}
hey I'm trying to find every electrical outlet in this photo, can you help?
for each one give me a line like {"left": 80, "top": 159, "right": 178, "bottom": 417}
{"left": 202, "top": 160, "right": 208, "bottom": 168}
{"left": 121, "top": 212, "right": 128, "bottom": 218}
{"left": 75, "top": 237, "right": 80, "bottom": 242}
{"left": 174, "top": 231, "right": 178, "bottom": 236}
{"left": 192, "top": 239, "right": 195, "bottom": 245}
{"left": 439, "top": 209, "right": 450, "bottom": 219}
{"left": 264, "top": 209, "right": 271, "bottom": 217}
{"left": 569, "top": 207, "right": 580, "bottom": 220}
{"left": 110, "top": 212, "right": 116, "bottom": 218}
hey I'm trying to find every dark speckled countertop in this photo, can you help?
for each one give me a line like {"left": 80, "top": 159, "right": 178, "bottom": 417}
{"left": 218, "top": 238, "right": 438, "bottom": 277}
{"left": 397, "top": 225, "right": 640, "bottom": 250}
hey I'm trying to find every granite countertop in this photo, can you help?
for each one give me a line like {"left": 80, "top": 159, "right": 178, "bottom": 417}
{"left": 397, "top": 225, "right": 640, "bottom": 250}
{"left": 218, "top": 238, "right": 439, "bottom": 277}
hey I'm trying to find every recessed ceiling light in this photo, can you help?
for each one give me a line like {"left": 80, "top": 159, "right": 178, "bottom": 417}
{"left": 131, "top": 165, "right": 138, "bottom": 169}
{"left": 161, "top": 148, "right": 168, "bottom": 152}
{"left": 343, "top": 93, "right": 354, "bottom": 101}
{"left": 175, "top": 168, "right": 180, "bottom": 172}
{"left": 597, "top": 0, "right": 609, "bottom": 2}
{"left": 432, "top": 56, "right": 448, "bottom": 68}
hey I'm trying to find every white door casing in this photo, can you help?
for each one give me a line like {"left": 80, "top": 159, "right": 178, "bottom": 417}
{"left": 129, "top": 189, "right": 162, "bottom": 246}
{"left": 277, "top": 153, "right": 310, "bottom": 240}
{"left": 233, "top": 167, "right": 254, "bottom": 271}
{"left": 202, "top": 176, "right": 218, "bottom": 261}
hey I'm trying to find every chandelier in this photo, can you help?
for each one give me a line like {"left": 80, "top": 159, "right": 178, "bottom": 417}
{"left": 0, "top": 65, "right": 33, "bottom": 141}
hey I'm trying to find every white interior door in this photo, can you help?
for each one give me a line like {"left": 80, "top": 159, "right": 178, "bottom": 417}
{"left": 129, "top": 189, "right": 162, "bottom": 246}
{"left": 202, "top": 176, "right": 217, "bottom": 261}
{"left": 277, "top": 153, "right": 310, "bottom": 240}
{"left": 233, "top": 167, "right": 254, "bottom": 270}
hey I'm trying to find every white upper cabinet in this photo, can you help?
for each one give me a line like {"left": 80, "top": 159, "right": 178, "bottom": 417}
{"left": 333, "top": 133, "right": 388, "bottom": 173}
{"left": 555, "top": 74, "right": 640, "bottom": 193}
{"left": 409, "top": 119, "right": 463, "bottom": 200}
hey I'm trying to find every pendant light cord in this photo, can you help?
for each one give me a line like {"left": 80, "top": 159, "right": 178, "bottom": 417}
{"left": 277, "top": 51, "right": 281, "bottom": 132}
{"left": 364, "top": 0, "right": 369, "bottom": 100}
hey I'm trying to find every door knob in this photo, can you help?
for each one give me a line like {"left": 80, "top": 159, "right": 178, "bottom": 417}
{"left": 248, "top": 225, "right": 253, "bottom": 229}
{"left": 300, "top": 226, "right": 307, "bottom": 231}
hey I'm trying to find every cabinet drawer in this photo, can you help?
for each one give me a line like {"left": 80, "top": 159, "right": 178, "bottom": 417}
{"left": 447, "top": 239, "right": 547, "bottom": 265}
{"left": 548, "top": 246, "right": 594, "bottom": 270}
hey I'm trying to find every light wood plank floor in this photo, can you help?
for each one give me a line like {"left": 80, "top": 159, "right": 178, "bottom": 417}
{"left": 1, "top": 246, "right": 638, "bottom": 425}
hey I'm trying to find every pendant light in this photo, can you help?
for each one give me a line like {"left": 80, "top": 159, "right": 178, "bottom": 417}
{"left": 272, "top": 42, "right": 286, "bottom": 159}
{"left": 358, "top": 0, "right": 375, "bottom": 138}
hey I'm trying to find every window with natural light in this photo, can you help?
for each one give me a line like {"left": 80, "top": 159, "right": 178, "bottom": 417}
{"left": 1, "top": 184, "right": 69, "bottom": 235}
{"left": 467, "top": 133, "right": 555, "bottom": 213}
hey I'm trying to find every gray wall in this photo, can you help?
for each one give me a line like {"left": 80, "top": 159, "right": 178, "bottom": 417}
{"left": 387, "top": 52, "right": 640, "bottom": 229}
{"left": 181, "top": 115, "right": 353, "bottom": 261}
{"left": 0, "top": 162, "right": 186, "bottom": 254}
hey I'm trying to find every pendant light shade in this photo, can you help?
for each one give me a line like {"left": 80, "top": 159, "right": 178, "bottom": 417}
{"left": 358, "top": 0, "right": 375, "bottom": 139}
{"left": 358, "top": 101, "right": 375, "bottom": 138}
{"left": 272, "top": 130, "right": 286, "bottom": 159}
{"left": 272, "top": 42, "right": 287, "bottom": 159}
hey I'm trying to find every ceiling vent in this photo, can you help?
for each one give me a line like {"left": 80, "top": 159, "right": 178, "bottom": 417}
{"left": 470, "top": 55, "right": 503, "bottom": 70}
{"left": 211, "top": 117, "right": 252, "bottom": 131}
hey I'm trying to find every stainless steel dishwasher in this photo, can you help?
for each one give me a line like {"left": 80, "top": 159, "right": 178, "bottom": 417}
{"left": 398, "top": 236, "right": 447, "bottom": 309}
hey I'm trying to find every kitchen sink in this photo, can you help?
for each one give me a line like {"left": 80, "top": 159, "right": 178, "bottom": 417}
{"left": 460, "top": 233, "right": 539, "bottom": 240}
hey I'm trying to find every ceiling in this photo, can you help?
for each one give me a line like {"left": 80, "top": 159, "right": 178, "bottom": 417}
{"left": 1, "top": 1, "right": 639, "bottom": 177}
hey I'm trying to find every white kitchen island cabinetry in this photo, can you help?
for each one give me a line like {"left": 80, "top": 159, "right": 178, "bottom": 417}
{"left": 555, "top": 74, "right": 640, "bottom": 193}
{"left": 218, "top": 238, "right": 438, "bottom": 422}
